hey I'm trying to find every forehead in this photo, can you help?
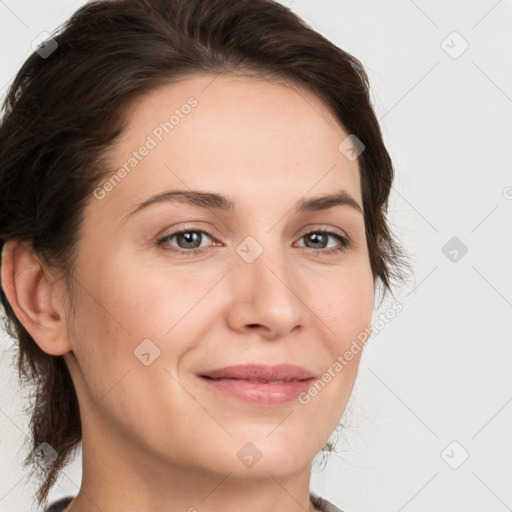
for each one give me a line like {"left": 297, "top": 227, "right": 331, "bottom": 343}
{"left": 94, "top": 73, "right": 362, "bottom": 219}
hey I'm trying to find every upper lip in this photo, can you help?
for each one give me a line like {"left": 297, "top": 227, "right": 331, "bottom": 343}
{"left": 199, "top": 364, "right": 315, "bottom": 381}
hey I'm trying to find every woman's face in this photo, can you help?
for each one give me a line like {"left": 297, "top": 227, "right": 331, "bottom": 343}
{"left": 63, "top": 74, "right": 374, "bottom": 483}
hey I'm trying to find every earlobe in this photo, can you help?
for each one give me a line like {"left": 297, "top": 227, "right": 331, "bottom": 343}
{"left": 1, "top": 240, "right": 72, "bottom": 356}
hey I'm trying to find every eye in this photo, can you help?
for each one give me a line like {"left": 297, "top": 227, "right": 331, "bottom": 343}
{"left": 158, "top": 229, "right": 216, "bottom": 255}
{"left": 157, "top": 227, "right": 351, "bottom": 256}
{"left": 295, "top": 230, "right": 350, "bottom": 254}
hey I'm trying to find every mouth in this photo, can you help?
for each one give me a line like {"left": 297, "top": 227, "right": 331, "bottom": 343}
{"left": 198, "top": 364, "right": 316, "bottom": 405}
{"left": 202, "top": 377, "right": 308, "bottom": 383}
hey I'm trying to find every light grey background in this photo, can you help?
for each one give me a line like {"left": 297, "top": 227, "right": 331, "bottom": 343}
{"left": 1, "top": 1, "right": 511, "bottom": 511}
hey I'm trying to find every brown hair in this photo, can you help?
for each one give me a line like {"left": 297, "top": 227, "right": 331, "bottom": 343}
{"left": 0, "top": 0, "right": 410, "bottom": 507}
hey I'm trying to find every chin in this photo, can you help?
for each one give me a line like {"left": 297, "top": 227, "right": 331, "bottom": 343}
{"left": 207, "top": 434, "right": 318, "bottom": 479}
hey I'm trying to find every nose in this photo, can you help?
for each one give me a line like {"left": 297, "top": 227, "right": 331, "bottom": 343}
{"left": 225, "top": 242, "right": 309, "bottom": 340}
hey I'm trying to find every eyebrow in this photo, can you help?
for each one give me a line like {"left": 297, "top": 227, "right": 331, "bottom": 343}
{"left": 122, "top": 188, "right": 363, "bottom": 222}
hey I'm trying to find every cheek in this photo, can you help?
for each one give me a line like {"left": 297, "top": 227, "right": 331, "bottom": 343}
{"left": 75, "top": 242, "right": 181, "bottom": 337}
{"left": 65, "top": 267, "right": 194, "bottom": 439}
{"left": 68, "top": 250, "right": 216, "bottom": 396}
{"left": 318, "top": 264, "right": 374, "bottom": 347}
{"left": 304, "top": 264, "right": 373, "bottom": 407}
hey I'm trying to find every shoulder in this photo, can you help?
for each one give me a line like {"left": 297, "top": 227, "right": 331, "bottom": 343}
{"left": 45, "top": 496, "right": 75, "bottom": 512}
{"left": 310, "top": 491, "right": 346, "bottom": 512}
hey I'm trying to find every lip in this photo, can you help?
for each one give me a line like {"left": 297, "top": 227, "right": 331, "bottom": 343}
{"left": 198, "top": 364, "right": 316, "bottom": 406}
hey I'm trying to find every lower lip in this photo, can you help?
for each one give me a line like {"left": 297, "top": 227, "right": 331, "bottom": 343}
{"left": 199, "top": 377, "right": 315, "bottom": 405}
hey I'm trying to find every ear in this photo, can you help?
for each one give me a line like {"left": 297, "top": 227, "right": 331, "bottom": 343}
{"left": 1, "top": 239, "right": 72, "bottom": 356}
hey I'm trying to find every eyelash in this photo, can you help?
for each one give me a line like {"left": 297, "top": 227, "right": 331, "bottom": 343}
{"left": 157, "top": 227, "right": 351, "bottom": 257}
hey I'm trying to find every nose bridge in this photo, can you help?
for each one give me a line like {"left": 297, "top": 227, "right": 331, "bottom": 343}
{"left": 229, "top": 232, "right": 307, "bottom": 335}
{"left": 235, "top": 232, "right": 292, "bottom": 291}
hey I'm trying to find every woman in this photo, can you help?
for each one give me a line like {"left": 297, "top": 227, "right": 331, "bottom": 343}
{"left": 0, "top": 0, "right": 409, "bottom": 510}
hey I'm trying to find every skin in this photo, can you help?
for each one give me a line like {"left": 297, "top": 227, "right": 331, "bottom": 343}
{"left": 2, "top": 74, "right": 374, "bottom": 512}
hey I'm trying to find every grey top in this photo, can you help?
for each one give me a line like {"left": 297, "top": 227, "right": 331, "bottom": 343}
{"left": 45, "top": 497, "right": 73, "bottom": 511}
{"left": 310, "top": 492, "right": 344, "bottom": 512}
{"left": 46, "top": 493, "right": 344, "bottom": 511}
